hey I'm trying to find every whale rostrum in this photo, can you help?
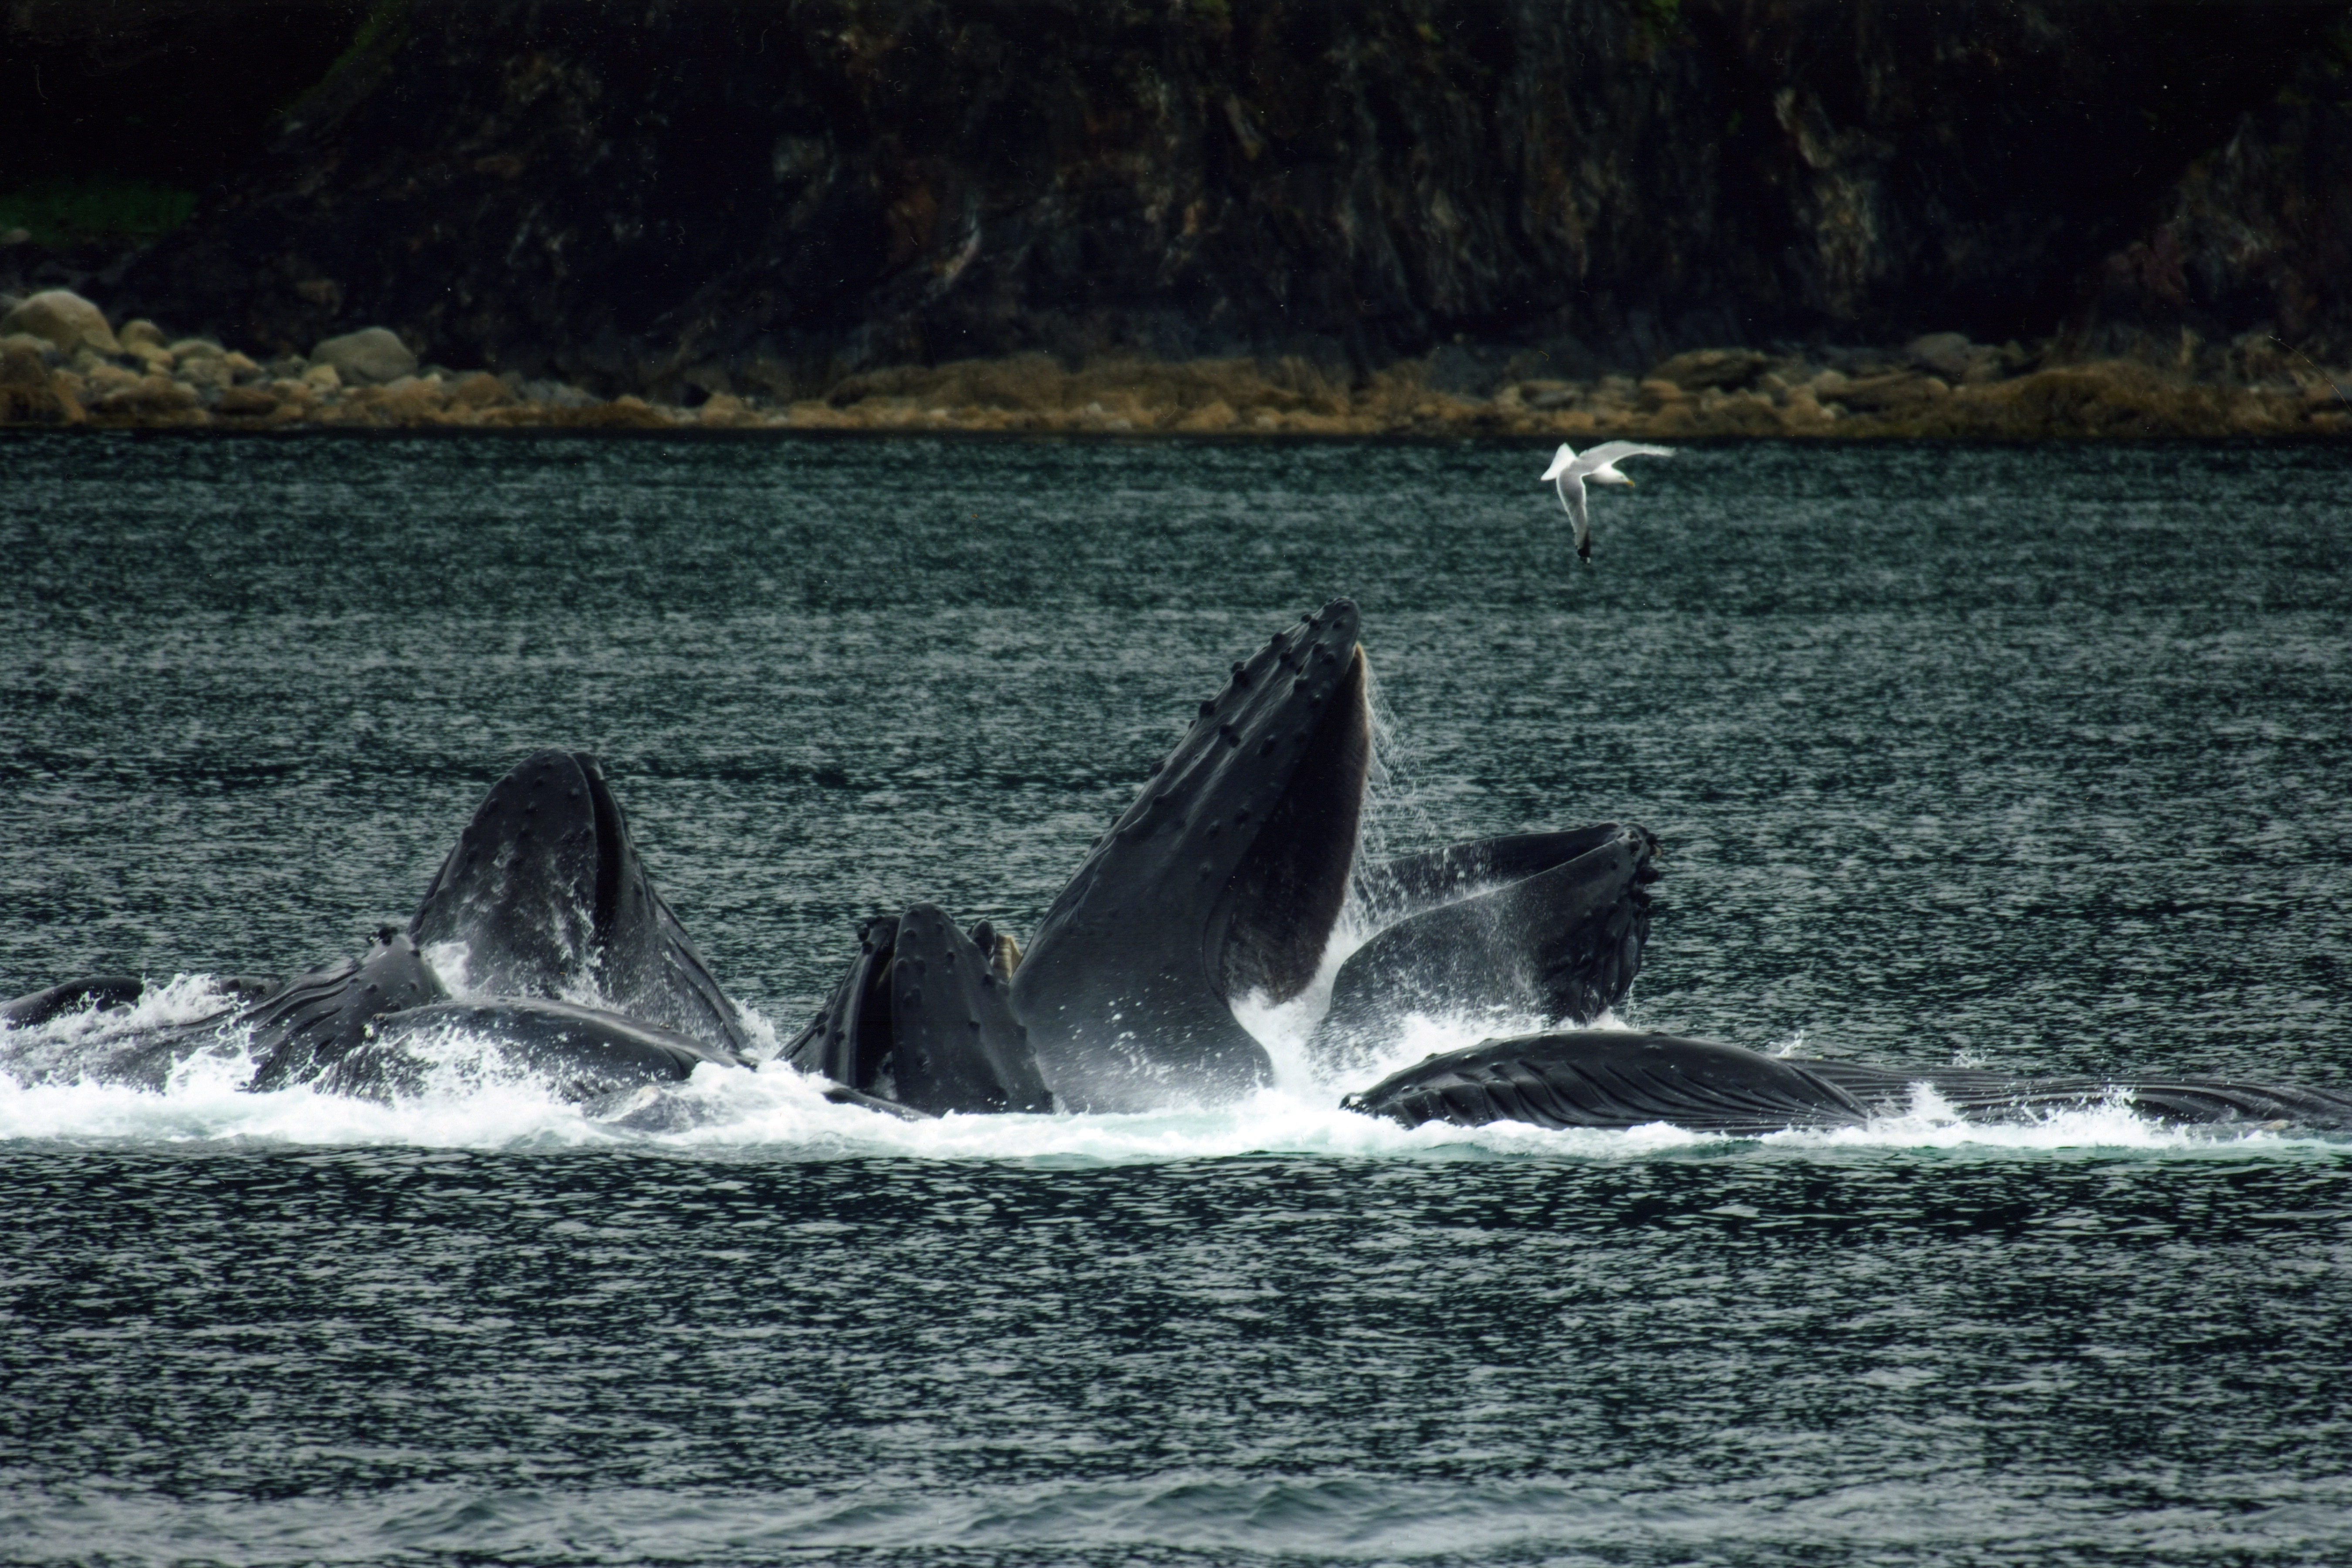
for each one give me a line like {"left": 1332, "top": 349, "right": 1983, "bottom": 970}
{"left": 8, "top": 599, "right": 2348, "bottom": 1134}
{"left": 1010, "top": 600, "right": 1373, "bottom": 1111}
{"left": 781, "top": 906, "right": 1051, "bottom": 1115}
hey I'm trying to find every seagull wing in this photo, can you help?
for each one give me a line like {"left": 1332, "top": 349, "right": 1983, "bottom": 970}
{"left": 1539, "top": 442, "right": 1578, "bottom": 481}
{"left": 1570, "top": 441, "right": 1677, "bottom": 478}
{"left": 1554, "top": 471, "right": 1591, "bottom": 560}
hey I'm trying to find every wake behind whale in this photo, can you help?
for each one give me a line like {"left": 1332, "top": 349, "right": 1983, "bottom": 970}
{"left": 6, "top": 599, "right": 2347, "bottom": 1140}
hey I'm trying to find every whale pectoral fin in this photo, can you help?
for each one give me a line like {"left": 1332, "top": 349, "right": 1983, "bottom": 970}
{"left": 1343, "top": 1032, "right": 1870, "bottom": 1135}
{"left": 886, "top": 904, "right": 1053, "bottom": 1115}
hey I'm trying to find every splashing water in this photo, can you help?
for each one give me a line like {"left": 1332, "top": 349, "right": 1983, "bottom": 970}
{"left": 0, "top": 975, "right": 2321, "bottom": 1161}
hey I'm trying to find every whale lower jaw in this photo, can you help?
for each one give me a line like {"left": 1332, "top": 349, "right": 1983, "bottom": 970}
{"left": 1342, "top": 1032, "right": 2352, "bottom": 1135}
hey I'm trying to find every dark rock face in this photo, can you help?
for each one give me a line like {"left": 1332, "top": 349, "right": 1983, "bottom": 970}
{"left": 0, "top": 0, "right": 368, "bottom": 193}
{"left": 105, "top": 0, "right": 2346, "bottom": 395}
{"left": 2083, "top": 34, "right": 2352, "bottom": 370}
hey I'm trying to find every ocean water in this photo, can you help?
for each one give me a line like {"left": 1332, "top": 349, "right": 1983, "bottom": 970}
{"left": 2, "top": 430, "right": 2349, "bottom": 1566}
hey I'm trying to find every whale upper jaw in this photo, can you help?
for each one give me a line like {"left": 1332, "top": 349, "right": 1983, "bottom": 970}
{"left": 1013, "top": 599, "right": 1372, "bottom": 1113}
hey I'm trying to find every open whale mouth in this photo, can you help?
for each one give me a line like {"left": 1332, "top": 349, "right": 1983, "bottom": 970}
{"left": 1301, "top": 823, "right": 1662, "bottom": 1075}
{"left": 406, "top": 750, "right": 747, "bottom": 1051}
{"left": 409, "top": 750, "right": 627, "bottom": 994}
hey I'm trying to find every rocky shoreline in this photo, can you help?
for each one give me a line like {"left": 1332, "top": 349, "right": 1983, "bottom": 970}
{"left": 4, "top": 290, "right": 2345, "bottom": 440}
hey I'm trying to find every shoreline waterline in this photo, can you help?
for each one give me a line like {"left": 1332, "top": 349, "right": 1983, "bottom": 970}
{"left": 6, "top": 290, "right": 2346, "bottom": 440}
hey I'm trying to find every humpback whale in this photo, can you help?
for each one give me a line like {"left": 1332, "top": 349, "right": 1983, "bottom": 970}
{"left": 782, "top": 906, "right": 1051, "bottom": 1116}
{"left": 0, "top": 750, "right": 758, "bottom": 1102}
{"left": 407, "top": 749, "right": 751, "bottom": 1054}
{"left": 7, "top": 599, "right": 2345, "bottom": 1135}
{"left": 1341, "top": 1031, "right": 2352, "bottom": 1133}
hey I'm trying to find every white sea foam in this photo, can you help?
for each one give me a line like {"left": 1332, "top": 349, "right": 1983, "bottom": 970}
{"left": 0, "top": 974, "right": 2327, "bottom": 1160}
{"left": 418, "top": 939, "right": 476, "bottom": 996}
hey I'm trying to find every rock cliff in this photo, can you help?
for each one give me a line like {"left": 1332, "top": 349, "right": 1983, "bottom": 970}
{"left": 8, "top": 1, "right": 2346, "bottom": 400}
{"left": 2081, "top": 30, "right": 2352, "bottom": 381}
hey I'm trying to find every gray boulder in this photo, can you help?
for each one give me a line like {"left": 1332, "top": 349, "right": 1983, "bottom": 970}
{"left": 1906, "top": 332, "right": 1977, "bottom": 378}
{"left": 518, "top": 378, "right": 598, "bottom": 408}
{"left": 0, "top": 291, "right": 122, "bottom": 356}
{"left": 1649, "top": 348, "right": 1772, "bottom": 392}
{"left": 309, "top": 327, "right": 418, "bottom": 386}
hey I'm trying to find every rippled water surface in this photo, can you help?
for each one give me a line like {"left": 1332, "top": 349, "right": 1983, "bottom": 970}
{"left": 3, "top": 431, "right": 2350, "bottom": 1565}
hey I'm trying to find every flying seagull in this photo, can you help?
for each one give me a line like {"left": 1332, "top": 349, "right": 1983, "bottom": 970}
{"left": 1541, "top": 441, "right": 1676, "bottom": 562}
